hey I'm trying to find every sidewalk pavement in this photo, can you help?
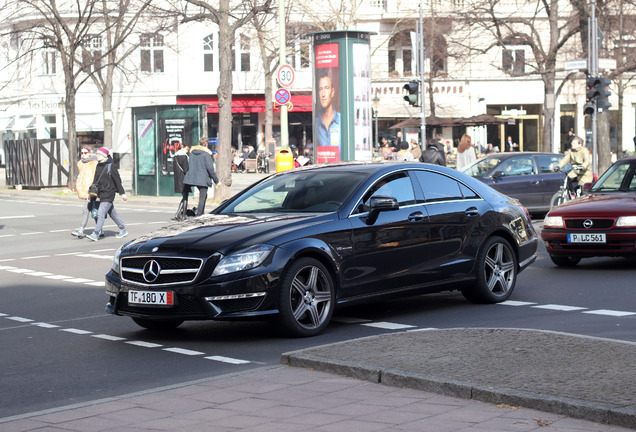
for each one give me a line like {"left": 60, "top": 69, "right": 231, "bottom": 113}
{"left": 1, "top": 168, "right": 635, "bottom": 431}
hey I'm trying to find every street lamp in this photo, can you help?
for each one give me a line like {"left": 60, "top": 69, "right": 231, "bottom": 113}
{"left": 372, "top": 94, "right": 380, "bottom": 150}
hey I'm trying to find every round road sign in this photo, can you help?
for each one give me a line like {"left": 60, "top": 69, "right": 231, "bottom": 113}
{"left": 275, "top": 88, "right": 291, "bottom": 105}
{"left": 277, "top": 64, "right": 295, "bottom": 88}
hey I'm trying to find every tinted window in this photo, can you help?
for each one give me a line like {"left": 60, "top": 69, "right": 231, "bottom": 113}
{"left": 355, "top": 172, "right": 415, "bottom": 213}
{"left": 459, "top": 182, "right": 479, "bottom": 199}
{"left": 413, "top": 171, "right": 464, "bottom": 202}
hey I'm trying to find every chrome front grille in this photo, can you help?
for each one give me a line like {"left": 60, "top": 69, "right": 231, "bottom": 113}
{"left": 120, "top": 256, "right": 203, "bottom": 286}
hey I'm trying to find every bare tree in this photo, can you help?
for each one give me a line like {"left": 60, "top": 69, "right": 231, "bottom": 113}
{"left": 173, "top": 0, "right": 272, "bottom": 200}
{"left": 458, "top": 0, "right": 580, "bottom": 152}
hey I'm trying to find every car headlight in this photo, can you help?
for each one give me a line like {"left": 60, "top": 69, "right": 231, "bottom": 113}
{"left": 112, "top": 244, "right": 124, "bottom": 273}
{"left": 543, "top": 216, "right": 564, "bottom": 228}
{"left": 212, "top": 244, "right": 274, "bottom": 276}
{"left": 616, "top": 216, "right": 636, "bottom": 227}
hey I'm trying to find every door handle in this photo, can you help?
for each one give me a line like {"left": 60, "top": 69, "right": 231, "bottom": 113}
{"left": 465, "top": 207, "right": 479, "bottom": 217}
{"left": 408, "top": 212, "right": 425, "bottom": 222}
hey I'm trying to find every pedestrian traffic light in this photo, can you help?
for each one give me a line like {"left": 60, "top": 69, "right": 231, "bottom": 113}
{"left": 583, "top": 102, "right": 595, "bottom": 116}
{"left": 403, "top": 80, "right": 419, "bottom": 107}
{"left": 585, "top": 76, "right": 601, "bottom": 103}
{"left": 597, "top": 77, "right": 612, "bottom": 112}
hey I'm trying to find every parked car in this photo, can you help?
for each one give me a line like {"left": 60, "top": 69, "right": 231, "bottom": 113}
{"left": 461, "top": 152, "right": 568, "bottom": 213}
{"left": 105, "top": 161, "right": 538, "bottom": 337}
{"left": 541, "top": 156, "right": 636, "bottom": 267}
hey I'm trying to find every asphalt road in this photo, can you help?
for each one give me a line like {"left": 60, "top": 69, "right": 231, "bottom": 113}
{"left": 1, "top": 196, "right": 635, "bottom": 419}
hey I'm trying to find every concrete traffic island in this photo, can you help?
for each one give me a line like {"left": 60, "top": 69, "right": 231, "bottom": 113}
{"left": 282, "top": 328, "right": 636, "bottom": 429}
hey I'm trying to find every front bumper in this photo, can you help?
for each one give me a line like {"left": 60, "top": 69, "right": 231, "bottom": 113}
{"left": 541, "top": 229, "right": 636, "bottom": 257}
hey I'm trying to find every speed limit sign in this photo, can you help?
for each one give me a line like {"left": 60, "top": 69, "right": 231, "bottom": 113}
{"left": 277, "top": 64, "right": 295, "bottom": 88}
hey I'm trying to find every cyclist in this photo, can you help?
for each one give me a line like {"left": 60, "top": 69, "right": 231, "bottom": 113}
{"left": 554, "top": 136, "right": 594, "bottom": 195}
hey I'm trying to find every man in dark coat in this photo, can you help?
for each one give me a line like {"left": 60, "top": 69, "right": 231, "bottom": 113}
{"left": 183, "top": 137, "right": 219, "bottom": 216}
{"left": 86, "top": 147, "right": 128, "bottom": 241}
{"left": 420, "top": 139, "right": 447, "bottom": 166}
{"left": 173, "top": 142, "right": 190, "bottom": 220}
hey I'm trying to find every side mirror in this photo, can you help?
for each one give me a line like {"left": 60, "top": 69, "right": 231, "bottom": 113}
{"left": 492, "top": 171, "right": 505, "bottom": 180}
{"left": 365, "top": 195, "right": 399, "bottom": 225}
{"left": 582, "top": 182, "right": 593, "bottom": 192}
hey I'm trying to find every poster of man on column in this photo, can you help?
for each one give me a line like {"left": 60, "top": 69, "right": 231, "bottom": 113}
{"left": 314, "top": 42, "right": 341, "bottom": 163}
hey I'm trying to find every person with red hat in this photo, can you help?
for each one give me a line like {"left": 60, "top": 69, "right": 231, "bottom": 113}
{"left": 86, "top": 147, "right": 129, "bottom": 241}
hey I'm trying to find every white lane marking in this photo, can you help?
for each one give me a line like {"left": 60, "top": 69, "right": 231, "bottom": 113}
{"left": 32, "top": 323, "right": 60, "bottom": 328}
{"left": 583, "top": 309, "right": 636, "bottom": 317}
{"left": 21, "top": 232, "right": 44, "bottom": 236}
{"left": 55, "top": 252, "right": 80, "bottom": 256}
{"left": 8, "top": 268, "right": 36, "bottom": 274}
{"left": 332, "top": 316, "right": 372, "bottom": 324}
{"left": 21, "top": 255, "right": 51, "bottom": 260}
{"left": 407, "top": 327, "right": 439, "bottom": 332}
{"left": 0, "top": 313, "right": 7, "bottom": 317}
{"left": 85, "top": 281, "right": 105, "bottom": 287}
{"left": 499, "top": 300, "right": 538, "bottom": 306}
{"left": 163, "top": 348, "right": 205, "bottom": 356}
{"left": 77, "top": 253, "right": 114, "bottom": 260}
{"left": 0, "top": 215, "right": 35, "bottom": 219}
{"left": 92, "top": 334, "right": 126, "bottom": 341}
{"left": 7, "top": 316, "right": 34, "bottom": 323}
{"left": 49, "top": 229, "right": 71, "bottom": 233}
{"left": 28, "top": 272, "right": 54, "bottom": 277}
{"left": 61, "top": 328, "right": 93, "bottom": 335}
{"left": 65, "top": 278, "right": 95, "bottom": 284}
{"left": 0, "top": 235, "right": 15, "bottom": 238}
{"left": 362, "top": 322, "right": 416, "bottom": 330}
{"left": 44, "top": 275, "right": 74, "bottom": 280}
{"left": 532, "top": 304, "right": 588, "bottom": 312}
{"left": 0, "top": 265, "right": 18, "bottom": 269}
{"left": 204, "top": 356, "right": 250, "bottom": 364}
{"left": 92, "top": 248, "right": 116, "bottom": 253}
{"left": 126, "top": 341, "right": 163, "bottom": 348}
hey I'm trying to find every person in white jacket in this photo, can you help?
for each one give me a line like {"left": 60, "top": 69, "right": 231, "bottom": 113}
{"left": 455, "top": 134, "right": 477, "bottom": 170}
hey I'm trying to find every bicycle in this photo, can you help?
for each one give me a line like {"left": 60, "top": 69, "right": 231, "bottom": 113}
{"left": 549, "top": 165, "right": 584, "bottom": 209}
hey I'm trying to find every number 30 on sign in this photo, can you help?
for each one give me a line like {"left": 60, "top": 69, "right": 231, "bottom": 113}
{"left": 277, "top": 64, "right": 295, "bottom": 88}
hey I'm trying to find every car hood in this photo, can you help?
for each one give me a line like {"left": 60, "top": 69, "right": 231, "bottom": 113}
{"left": 550, "top": 193, "right": 636, "bottom": 216}
{"left": 123, "top": 213, "right": 331, "bottom": 256}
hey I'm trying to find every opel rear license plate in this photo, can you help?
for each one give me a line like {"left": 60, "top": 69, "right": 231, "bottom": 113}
{"left": 567, "top": 233, "right": 606, "bottom": 243}
{"left": 129, "top": 290, "right": 174, "bottom": 306}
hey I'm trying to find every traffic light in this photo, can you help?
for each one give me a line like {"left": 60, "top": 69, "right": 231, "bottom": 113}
{"left": 403, "top": 80, "right": 419, "bottom": 106}
{"left": 583, "top": 102, "right": 595, "bottom": 116}
{"left": 586, "top": 76, "right": 601, "bottom": 103}
{"left": 597, "top": 77, "right": 611, "bottom": 112}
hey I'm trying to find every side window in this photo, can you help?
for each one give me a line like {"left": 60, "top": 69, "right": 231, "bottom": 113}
{"left": 459, "top": 183, "right": 479, "bottom": 199}
{"left": 497, "top": 156, "right": 536, "bottom": 176}
{"left": 536, "top": 155, "right": 562, "bottom": 173}
{"left": 355, "top": 173, "right": 415, "bottom": 213}
{"left": 413, "top": 171, "right": 464, "bottom": 202}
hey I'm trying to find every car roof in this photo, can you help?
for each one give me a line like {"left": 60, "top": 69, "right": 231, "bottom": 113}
{"left": 483, "top": 152, "right": 563, "bottom": 160}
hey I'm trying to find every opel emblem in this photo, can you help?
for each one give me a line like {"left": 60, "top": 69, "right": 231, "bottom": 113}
{"left": 143, "top": 260, "right": 161, "bottom": 283}
{"left": 583, "top": 219, "right": 594, "bottom": 229}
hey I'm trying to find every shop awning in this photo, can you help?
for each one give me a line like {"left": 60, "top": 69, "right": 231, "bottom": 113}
{"left": 390, "top": 114, "right": 507, "bottom": 129}
{"left": 177, "top": 94, "right": 313, "bottom": 113}
{"left": 76, "top": 113, "right": 104, "bottom": 132}
{"left": 8, "top": 116, "right": 36, "bottom": 131}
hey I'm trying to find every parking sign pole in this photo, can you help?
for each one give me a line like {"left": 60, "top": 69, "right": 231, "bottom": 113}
{"left": 279, "top": 0, "right": 288, "bottom": 149}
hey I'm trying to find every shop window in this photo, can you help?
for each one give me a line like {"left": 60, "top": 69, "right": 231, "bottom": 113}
{"left": 369, "top": 0, "right": 387, "bottom": 10}
{"left": 388, "top": 32, "right": 412, "bottom": 77}
{"left": 140, "top": 33, "right": 164, "bottom": 73}
{"left": 203, "top": 34, "right": 214, "bottom": 72}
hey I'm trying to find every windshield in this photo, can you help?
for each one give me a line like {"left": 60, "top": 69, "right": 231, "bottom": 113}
{"left": 461, "top": 157, "right": 502, "bottom": 177}
{"left": 218, "top": 170, "right": 368, "bottom": 214}
{"left": 590, "top": 160, "right": 636, "bottom": 192}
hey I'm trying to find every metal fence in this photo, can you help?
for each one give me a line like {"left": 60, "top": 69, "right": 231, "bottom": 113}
{"left": 4, "top": 139, "right": 70, "bottom": 188}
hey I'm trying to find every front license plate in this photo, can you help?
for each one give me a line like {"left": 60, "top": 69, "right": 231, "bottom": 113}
{"left": 128, "top": 290, "right": 174, "bottom": 306}
{"left": 567, "top": 233, "right": 606, "bottom": 243}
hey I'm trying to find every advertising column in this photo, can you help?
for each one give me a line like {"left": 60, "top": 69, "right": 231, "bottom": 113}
{"left": 312, "top": 31, "right": 373, "bottom": 163}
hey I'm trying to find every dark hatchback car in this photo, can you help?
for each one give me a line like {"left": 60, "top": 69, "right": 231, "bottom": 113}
{"left": 542, "top": 156, "right": 636, "bottom": 266}
{"left": 106, "top": 162, "right": 538, "bottom": 336}
{"left": 461, "top": 152, "right": 568, "bottom": 213}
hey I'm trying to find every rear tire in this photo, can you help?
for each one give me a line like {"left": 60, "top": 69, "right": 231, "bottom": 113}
{"left": 549, "top": 255, "right": 581, "bottom": 267}
{"left": 277, "top": 258, "right": 334, "bottom": 337}
{"left": 132, "top": 317, "right": 184, "bottom": 330}
{"left": 462, "top": 236, "right": 517, "bottom": 304}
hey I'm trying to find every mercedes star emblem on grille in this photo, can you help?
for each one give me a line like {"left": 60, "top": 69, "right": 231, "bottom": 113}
{"left": 583, "top": 219, "right": 594, "bottom": 229}
{"left": 143, "top": 260, "right": 161, "bottom": 283}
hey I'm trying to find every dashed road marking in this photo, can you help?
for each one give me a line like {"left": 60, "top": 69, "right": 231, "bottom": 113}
{"left": 163, "top": 348, "right": 205, "bottom": 356}
{"left": 205, "top": 356, "right": 251, "bottom": 364}
{"left": 7, "top": 316, "right": 34, "bottom": 323}
{"left": 126, "top": 341, "right": 163, "bottom": 348}
{"left": 500, "top": 300, "right": 538, "bottom": 306}
{"left": 92, "top": 334, "right": 126, "bottom": 341}
{"left": 583, "top": 309, "right": 636, "bottom": 317}
{"left": 362, "top": 321, "right": 416, "bottom": 330}
{"left": 532, "top": 304, "right": 588, "bottom": 312}
{"left": 61, "top": 328, "right": 93, "bottom": 335}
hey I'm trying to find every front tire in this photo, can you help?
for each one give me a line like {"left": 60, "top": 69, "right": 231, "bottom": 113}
{"left": 132, "top": 317, "right": 184, "bottom": 330}
{"left": 277, "top": 258, "right": 334, "bottom": 337}
{"left": 462, "top": 236, "right": 517, "bottom": 304}
{"left": 550, "top": 191, "right": 566, "bottom": 209}
{"left": 549, "top": 255, "right": 581, "bottom": 267}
